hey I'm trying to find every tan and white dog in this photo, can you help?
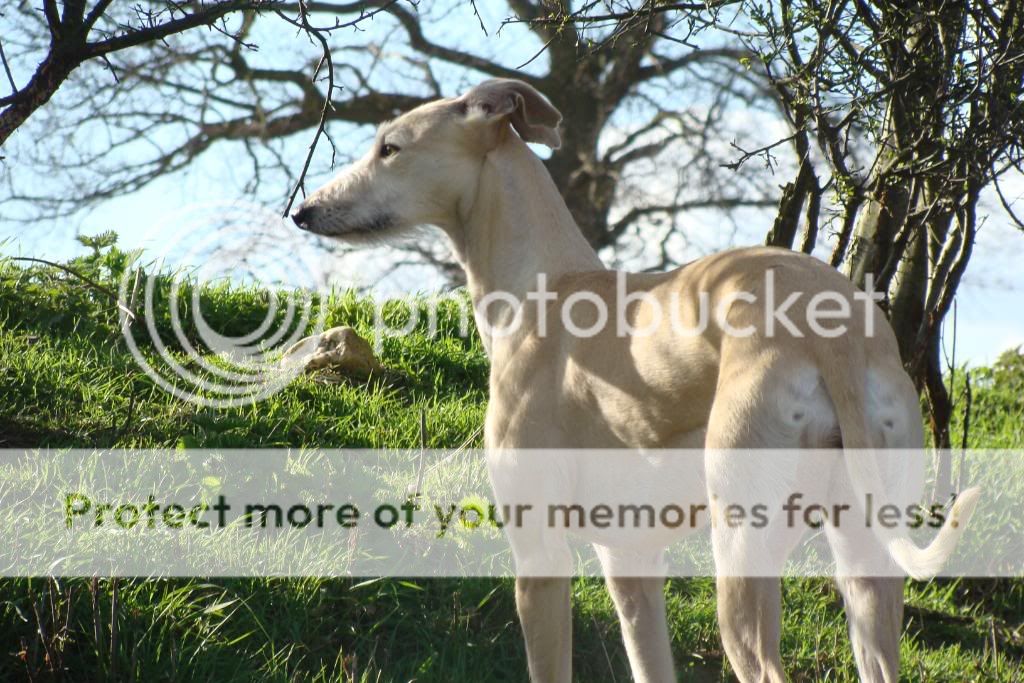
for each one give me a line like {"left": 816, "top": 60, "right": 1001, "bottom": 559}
{"left": 292, "top": 79, "right": 978, "bottom": 683}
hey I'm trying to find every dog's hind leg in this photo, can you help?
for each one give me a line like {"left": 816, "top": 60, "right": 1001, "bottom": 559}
{"left": 597, "top": 546, "right": 675, "bottom": 683}
{"left": 706, "top": 456, "right": 800, "bottom": 683}
{"left": 833, "top": 575, "right": 902, "bottom": 683}
{"left": 714, "top": 575, "right": 786, "bottom": 683}
{"left": 826, "top": 508, "right": 902, "bottom": 682}
{"left": 703, "top": 355, "right": 820, "bottom": 683}
{"left": 823, "top": 370, "right": 916, "bottom": 683}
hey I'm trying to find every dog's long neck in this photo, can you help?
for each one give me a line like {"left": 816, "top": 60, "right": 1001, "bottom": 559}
{"left": 452, "top": 134, "right": 604, "bottom": 351}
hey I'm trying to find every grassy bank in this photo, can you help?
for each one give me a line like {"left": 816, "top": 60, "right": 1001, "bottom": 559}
{"left": 0, "top": 250, "right": 1021, "bottom": 681}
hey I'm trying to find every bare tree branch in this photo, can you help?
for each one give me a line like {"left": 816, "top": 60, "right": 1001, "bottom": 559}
{"left": 0, "top": 0, "right": 278, "bottom": 143}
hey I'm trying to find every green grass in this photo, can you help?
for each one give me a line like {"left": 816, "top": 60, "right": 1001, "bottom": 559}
{"left": 0, "top": 250, "right": 1022, "bottom": 682}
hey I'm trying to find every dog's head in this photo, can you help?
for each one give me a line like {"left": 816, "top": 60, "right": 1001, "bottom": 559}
{"left": 291, "top": 79, "right": 561, "bottom": 240}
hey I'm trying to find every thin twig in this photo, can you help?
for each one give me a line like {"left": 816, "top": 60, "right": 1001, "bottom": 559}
{"left": 91, "top": 577, "right": 104, "bottom": 668}
{"left": 720, "top": 132, "right": 799, "bottom": 172}
{"left": 468, "top": 0, "right": 488, "bottom": 35}
{"left": 412, "top": 408, "right": 428, "bottom": 498}
{"left": 408, "top": 423, "right": 484, "bottom": 499}
{"left": 279, "top": 2, "right": 337, "bottom": 217}
{"left": 31, "top": 597, "right": 56, "bottom": 676}
{"left": 992, "top": 171, "right": 1024, "bottom": 232}
{"left": 956, "top": 371, "right": 972, "bottom": 494}
{"left": 516, "top": 33, "right": 555, "bottom": 70}
{"left": 0, "top": 40, "right": 17, "bottom": 94}
{"left": 7, "top": 256, "right": 136, "bottom": 321}
{"left": 109, "top": 578, "right": 118, "bottom": 679}
{"left": 592, "top": 612, "right": 620, "bottom": 683}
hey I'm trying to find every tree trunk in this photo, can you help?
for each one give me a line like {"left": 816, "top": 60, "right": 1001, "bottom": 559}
{"left": 843, "top": 1, "right": 970, "bottom": 498}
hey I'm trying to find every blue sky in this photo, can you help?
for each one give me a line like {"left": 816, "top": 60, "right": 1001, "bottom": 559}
{"left": 1, "top": 2, "right": 1021, "bottom": 367}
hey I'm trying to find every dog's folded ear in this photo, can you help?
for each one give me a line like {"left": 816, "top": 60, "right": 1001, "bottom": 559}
{"left": 461, "top": 79, "right": 562, "bottom": 149}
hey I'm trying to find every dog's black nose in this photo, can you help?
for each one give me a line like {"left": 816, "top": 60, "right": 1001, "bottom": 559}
{"left": 291, "top": 205, "right": 314, "bottom": 230}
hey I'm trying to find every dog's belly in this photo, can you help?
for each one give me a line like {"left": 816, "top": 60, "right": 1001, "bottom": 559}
{"left": 570, "top": 433, "right": 711, "bottom": 550}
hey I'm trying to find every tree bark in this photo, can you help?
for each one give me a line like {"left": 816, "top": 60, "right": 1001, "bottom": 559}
{"left": 0, "top": 49, "right": 80, "bottom": 146}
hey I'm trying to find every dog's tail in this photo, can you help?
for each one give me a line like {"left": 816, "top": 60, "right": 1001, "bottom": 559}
{"left": 815, "top": 340, "right": 980, "bottom": 580}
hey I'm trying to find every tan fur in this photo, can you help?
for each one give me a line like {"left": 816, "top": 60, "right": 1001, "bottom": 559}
{"left": 295, "top": 79, "right": 978, "bottom": 683}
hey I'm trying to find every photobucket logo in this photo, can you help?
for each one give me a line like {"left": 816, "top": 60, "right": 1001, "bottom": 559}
{"left": 370, "top": 292, "right": 475, "bottom": 353}
{"left": 371, "top": 270, "right": 885, "bottom": 346}
{"left": 118, "top": 201, "right": 329, "bottom": 407}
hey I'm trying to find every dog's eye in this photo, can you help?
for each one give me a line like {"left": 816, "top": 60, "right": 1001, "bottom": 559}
{"left": 380, "top": 143, "right": 400, "bottom": 159}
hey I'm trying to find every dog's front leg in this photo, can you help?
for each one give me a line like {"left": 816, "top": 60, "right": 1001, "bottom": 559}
{"left": 484, "top": 420, "right": 575, "bottom": 681}
{"left": 516, "top": 576, "right": 572, "bottom": 683}
{"left": 598, "top": 547, "right": 675, "bottom": 683}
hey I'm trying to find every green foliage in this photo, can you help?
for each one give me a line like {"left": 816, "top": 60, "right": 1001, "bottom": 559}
{"left": 0, "top": 255, "right": 1021, "bottom": 681}
{"left": 948, "top": 348, "right": 1024, "bottom": 450}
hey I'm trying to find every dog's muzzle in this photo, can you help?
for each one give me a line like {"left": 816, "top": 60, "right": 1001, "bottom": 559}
{"left": 291, "top": 205, "right": 316, "bottom": 231}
